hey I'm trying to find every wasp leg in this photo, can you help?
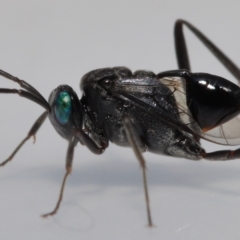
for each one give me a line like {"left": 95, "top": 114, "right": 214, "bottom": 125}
{"left": 42, "top": 133, "right": 75, "bottom": 218}
{"left": 174, "top": 20, "right": 240, "bottom": 81}
{"left": 205, "top": 149, "right": 240, "bottom": 161}
{"left": 42, "top": 129, "right": 104, "bottom": 218}
{"left": 122, "top": 114, "right": 153, "bottom": 227}
{"left": 0, "top": 111, "right": 48, "bottom": 167}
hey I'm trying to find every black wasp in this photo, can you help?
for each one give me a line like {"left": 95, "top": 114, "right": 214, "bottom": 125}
{"left": 1, "top": 20, "right": 240, "bottom": 227}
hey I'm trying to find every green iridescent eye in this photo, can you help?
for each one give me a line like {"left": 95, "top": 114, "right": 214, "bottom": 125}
{"left": 54, "top": 91, "right": 72, "bottom": 124}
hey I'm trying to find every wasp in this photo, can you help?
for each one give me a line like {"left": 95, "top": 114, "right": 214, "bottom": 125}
{"left": 1, "top": 20, "right": 240, "bottom": 227}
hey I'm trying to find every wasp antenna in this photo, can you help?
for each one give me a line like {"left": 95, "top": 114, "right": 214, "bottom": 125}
{"left": 0, "top": 69, "right": 49, "bottom": 109}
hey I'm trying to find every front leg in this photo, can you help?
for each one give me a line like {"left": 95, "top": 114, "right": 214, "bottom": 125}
{"left": 42, "top": 129, "right": 105, "bottom": 218}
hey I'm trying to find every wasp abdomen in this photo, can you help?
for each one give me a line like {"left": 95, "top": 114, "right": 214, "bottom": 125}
{"left": 185, "top": 73, "right": 240, "bottom": 132}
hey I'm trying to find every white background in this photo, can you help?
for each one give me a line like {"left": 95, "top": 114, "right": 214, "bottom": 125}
{"left": 0, "top": 1, "right": 240, "bottom": 240}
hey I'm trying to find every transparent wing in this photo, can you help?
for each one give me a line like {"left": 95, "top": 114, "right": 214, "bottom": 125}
{"left": 160, "top": 77, "right": 240, "bottom": 146}
{"left": 114, "top": 75, "right": 240, "bottom": 146}
{"left": 203, "top": 116, "right": 240, "bottom": 145}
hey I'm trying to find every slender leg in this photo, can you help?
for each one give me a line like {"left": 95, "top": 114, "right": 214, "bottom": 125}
{"left": 122, "top": 114, "right": 153, "bottom": 227}
{"left": 42, "top": 133, "right": 76, "bottom": 218}
{"left": 42, "top": 129, "right": 105, "bottom": 217}
{"left": 76, "top": 129, "right": 104, "bottom": 155}
{"left": 174, "top": 19, "right": 240, "bottom": 81}
{"left": 205, "top": 148, "right": 240, "bottom": 161}
{"left": 0, "top": 111, "right": 48, "bottom": 167}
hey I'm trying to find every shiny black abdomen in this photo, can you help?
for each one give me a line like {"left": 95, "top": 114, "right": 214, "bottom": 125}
{"left": 185, "top": 73, "right": 240, "bottom": 131}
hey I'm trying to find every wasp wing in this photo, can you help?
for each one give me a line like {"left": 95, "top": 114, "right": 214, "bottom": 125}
{"left": 113, "top": 75, "right": 240, "bottom": 146}
{"left": 161, "top": 76, "right": 240, "bottom": 145}
{"left": 203, "top": 117, "right": 240, "bottom": 145}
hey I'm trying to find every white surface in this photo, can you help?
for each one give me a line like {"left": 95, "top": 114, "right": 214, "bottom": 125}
{"left": 0, "top": 1, "right": 240, "bottom": 240}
